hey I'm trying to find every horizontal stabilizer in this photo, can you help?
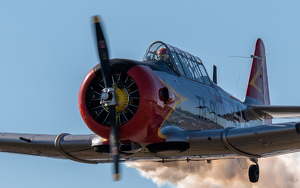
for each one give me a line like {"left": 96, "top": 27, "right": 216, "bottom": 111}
{"left": 250, "top": 105, "right": 300, "bottom": 119}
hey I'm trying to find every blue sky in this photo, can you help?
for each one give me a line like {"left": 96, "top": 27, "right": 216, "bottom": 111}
{"left": 1, "top": 1, "right": 300, "bottom": 187}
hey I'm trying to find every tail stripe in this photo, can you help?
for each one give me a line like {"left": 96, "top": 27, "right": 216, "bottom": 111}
{"left": 249, "top": 60, "right": 264, "bottom": 102}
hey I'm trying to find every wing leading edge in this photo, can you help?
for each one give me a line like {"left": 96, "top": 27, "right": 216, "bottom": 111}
{"left": 0, "top": 133, "right": 106, "bottom": 164}
{"left": 250, "top": 105, "right": 300, "bottom": 119}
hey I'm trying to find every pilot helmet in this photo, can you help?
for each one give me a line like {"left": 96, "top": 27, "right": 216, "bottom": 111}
{"left": 157, "top": 48, "right": 167, "bottom": 60}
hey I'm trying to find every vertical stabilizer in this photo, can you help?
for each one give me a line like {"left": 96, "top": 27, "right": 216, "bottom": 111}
{"left": 244, "top": 38, "right": 270, "bottom": 106}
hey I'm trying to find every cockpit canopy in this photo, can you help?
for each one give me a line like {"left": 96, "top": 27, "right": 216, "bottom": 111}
{"left": 143, "top": 41, "right": 211, "bottom": 85}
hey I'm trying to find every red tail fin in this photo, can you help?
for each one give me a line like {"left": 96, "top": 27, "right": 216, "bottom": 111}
{"left": 244, "top": 38, "right": 270, "bottom": 105}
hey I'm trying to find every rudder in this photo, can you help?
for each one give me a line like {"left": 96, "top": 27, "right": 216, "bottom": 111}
{"left": 244, "top": 38, "right": 270, "bottom": 106}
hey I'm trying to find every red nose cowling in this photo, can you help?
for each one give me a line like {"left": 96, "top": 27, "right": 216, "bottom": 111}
{"left": 78, "top": 64, "right": 174, "bottom": 144}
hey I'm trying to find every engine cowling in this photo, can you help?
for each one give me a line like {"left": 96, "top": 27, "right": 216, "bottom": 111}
{"left": 78, "top": 60, "right": 172, "bottom": 143}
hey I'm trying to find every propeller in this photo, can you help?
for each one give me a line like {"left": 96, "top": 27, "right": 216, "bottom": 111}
{"left": 93, "top": 15, "right": 120, "bottom": 181}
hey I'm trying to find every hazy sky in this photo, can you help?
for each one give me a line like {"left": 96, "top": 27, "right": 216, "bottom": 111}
{"left": 1, "top": 1, "right": 300, "bottom": 188}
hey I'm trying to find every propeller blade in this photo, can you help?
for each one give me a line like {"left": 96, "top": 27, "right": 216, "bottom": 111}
{"left": 93, "top": 16, "right": 112, "bottom": 88}
{"left": 93, "top": 15, "right": 120, "bottom": 181}
{"left": 109, "top": 105, "right": 120, "bottom": 181}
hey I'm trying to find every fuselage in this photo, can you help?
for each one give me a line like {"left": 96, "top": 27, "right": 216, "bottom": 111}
{"left": 79, "top": 41, "right": 268, "bottom": 145}
{"left": 117, "top": 58, "right": 266, "bottom": 141}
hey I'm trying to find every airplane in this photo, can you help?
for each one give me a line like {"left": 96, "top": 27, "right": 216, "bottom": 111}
{"left": 1, "top": 15, "right": 300, "bottom": 183}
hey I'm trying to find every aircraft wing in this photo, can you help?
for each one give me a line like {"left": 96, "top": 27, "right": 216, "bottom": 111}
{"left": 0, "top": 133, "right": 176, "bottom": 163}
{"left": 247, "top": 105, "right": 300, "bottom": 119}
{"left": 0, "top": 133, "right": 108, "bottom": 164}
{"left": 165, "top": 122, "right": 300, "bottom": 158}
{"left": 2, "top": 122, "right": 300, "bottom": 163}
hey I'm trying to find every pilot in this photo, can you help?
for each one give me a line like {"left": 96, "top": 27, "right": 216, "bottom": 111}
{"left": 157, "top": 48, "right": 177, "bottom": 72}
{"left": 157, "top": 48, "right": 168, "bottom": 60}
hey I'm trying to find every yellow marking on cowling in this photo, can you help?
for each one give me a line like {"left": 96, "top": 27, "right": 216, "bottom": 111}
{"left": 157, "top": 78, "right": 189, "bottom": 139}
{"left": 158, "top": 126, "right": 167, "bottom": 139}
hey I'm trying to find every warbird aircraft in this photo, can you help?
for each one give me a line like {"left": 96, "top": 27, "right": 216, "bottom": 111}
{"left": 1, "top": 16, "right": 300, "bottom": 183}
